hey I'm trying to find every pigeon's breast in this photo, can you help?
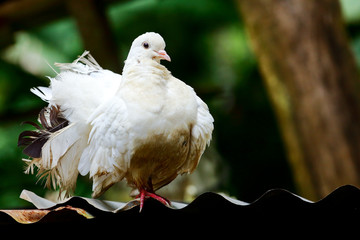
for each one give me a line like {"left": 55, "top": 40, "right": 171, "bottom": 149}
{"left": 119, "top": 72, "right": 197, "bottom": 135}
{"left": 119, "top": 72, "right": 168, "bottom": 114}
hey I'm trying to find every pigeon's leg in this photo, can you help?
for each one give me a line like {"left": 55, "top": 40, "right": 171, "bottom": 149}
{"left": 138, "top": 189, "right": 171, "bottom": 212}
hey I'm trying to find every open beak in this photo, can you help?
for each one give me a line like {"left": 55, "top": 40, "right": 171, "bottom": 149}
{"left": 157, "top": 50, "right": 171, "bottom": 62}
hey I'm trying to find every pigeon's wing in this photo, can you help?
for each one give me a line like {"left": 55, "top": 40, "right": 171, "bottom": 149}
{"left": 31, "top": 51, "right": 122, "bottom": 123}
{"left": 78, "top": 95, "right": 130, "bottom": 198}
{"left": 180, "top": 94, "right": 214, "bottom": 174}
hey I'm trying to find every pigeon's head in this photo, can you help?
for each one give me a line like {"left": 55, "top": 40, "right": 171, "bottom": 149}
{"left": 126, "top": 32, "right": 171, "bottom": 63}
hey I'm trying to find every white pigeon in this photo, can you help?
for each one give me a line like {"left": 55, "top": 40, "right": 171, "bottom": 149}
{"left": 19, "top": 32, "right": 214, "bottom": 210}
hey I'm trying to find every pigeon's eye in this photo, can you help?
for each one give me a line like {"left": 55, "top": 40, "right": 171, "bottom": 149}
{"left": 143, "top": 42, "right": 149, "bottom": 49}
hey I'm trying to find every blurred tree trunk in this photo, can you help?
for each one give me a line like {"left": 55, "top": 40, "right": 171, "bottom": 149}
{"left": 237, "top": 0, "right": 360, "bottom": 200}
{"left": 66, "top": 0, "right": 122, "bottom": 72}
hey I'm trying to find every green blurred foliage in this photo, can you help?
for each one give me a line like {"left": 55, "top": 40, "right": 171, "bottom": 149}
{"left": 0, "top": 0, "right": 358, "bottom": 208}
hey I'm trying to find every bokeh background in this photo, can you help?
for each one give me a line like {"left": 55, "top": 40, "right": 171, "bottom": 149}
{"left": 0, "top": 0, "right": 360, "bottom": 208}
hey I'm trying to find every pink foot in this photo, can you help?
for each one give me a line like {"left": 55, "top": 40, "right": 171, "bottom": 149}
{"left": 137, "top": 189, "right": 171, "bottom": 212}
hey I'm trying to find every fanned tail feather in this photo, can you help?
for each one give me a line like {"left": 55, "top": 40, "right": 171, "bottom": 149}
{"left": 19, "top": 105, "right": 88, "bottom": 197}
{"left": 18, "top": 105, "right": 68, "bottom": 158}
{"left": 54, "top": 51, "right": 102, "bottom": 74}
{"left": 34, "top": 134, "right": 87, "bottom": 197}
{"left": 30, "top": 86, "right": 52, "bottom": 102}
{"left": 19, "top": 50, "right": 122, "bottom": 198}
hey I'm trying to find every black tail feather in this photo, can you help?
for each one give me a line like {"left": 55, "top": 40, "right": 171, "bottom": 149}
{"left": 22, "top": 137, "right": 49, "bottom": 158}
{"left": 18, "top": 105, "right": 69, "bottom": 158}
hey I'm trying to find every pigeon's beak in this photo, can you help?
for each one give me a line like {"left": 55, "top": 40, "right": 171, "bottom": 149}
{"left": 156, "top": 50, "right": 171, "bottom": 62}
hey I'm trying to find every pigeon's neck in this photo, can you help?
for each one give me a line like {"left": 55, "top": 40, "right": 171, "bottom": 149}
{"left": 124, "top": 56, "right": 162, "bottom": 68}
{"left": 122, "top": 58, "right": 171, "bottom": 82}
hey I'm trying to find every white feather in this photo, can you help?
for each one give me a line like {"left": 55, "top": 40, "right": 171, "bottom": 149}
{"left": 41, "top": 123, "right": 87, "bottom": 169}
{"left": 78, "top": 96, "right": 129, "bottom": 178}
{"left": 30, "top": 86, "right": 52, "bottom": 102}
{"left": 48, "top": 69, "right": 121, "bottom": 122}
{"left": 53, "top": 136, "right": 88, "bottom": 195}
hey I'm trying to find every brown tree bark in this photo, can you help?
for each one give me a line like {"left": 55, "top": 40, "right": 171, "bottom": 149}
{"left": 237, "top": 0, "right": 360, "bottom": 200}
{"left": 66, "top": 0, "right": 122, "bottom": 72}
